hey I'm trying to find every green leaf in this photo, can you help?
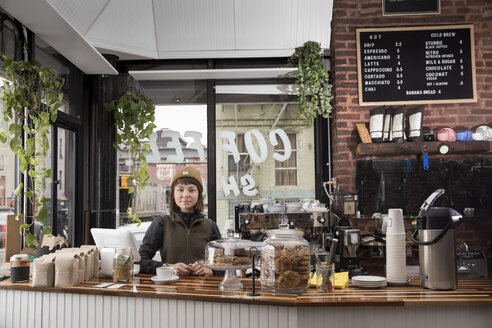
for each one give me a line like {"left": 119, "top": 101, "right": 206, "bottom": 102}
{"left": 19, "top": 223, "right": 30, "bottom": 233}
{"left": 26, "top": 138, "right": 35, "bottom": 155}
{"left": 25, "top": 190, "right": 34, "bottom": 199}
{"left": 9, "top": 137, "right": 22, "bottom": 153}
{"left": 37, "top": 204, "right": 47, "bottom": 222}
{"left": 25, "top": 233, "right": 38, "bottom": 247}
{"left": 128, "top": 187, "right": 134, "bottom": 194}
{"left": 9, "top": 123, "right": 21, "bottom": 136}
{"left": 0, "top": 132, "right": 6, "bottom": 144}
{"left": 14, "top": 183, "right": 23, "bottom": 196}
{"left": 28, "top": 169, "right": 38, "bottom": 178}
{"left": 43, "top": 226, "right": 52, "bottom": 235}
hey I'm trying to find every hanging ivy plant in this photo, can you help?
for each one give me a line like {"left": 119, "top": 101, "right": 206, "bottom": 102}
{"left": 105, "top": 90, "right": 156, "bottom": 225}
{"left": 0, "top": 56, "right": 65, "bottom": 247}
{"left": 287, "top": 41, "right": 333, "bottom": 125}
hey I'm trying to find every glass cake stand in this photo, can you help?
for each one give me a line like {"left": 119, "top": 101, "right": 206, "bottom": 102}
{"left": 204, "top": 263, "right": 252, "bottom": 291}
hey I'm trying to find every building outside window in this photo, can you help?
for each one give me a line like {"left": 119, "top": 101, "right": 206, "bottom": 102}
{"left": 228, "top": 134, "right": 250, "bottom": 181}
{"left": 215, "top": 103, "right": 315, "bottom": 232}
{"left": 275, "top": 133, "right": 298, "bottom": 186}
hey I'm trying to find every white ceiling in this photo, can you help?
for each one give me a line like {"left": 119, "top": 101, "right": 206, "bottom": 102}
{"left": 46, "top": 0, "right": 333, "bottom": 60}
{"left": 0, "top": 0, "right": 118, "bottom": 74}
{"left": 0, "top": 0, "right": 333, "bottom": 74}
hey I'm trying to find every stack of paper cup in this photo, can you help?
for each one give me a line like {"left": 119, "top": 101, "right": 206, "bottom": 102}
{"left": 386, "top": 208, "right": 407, "bottom": 284}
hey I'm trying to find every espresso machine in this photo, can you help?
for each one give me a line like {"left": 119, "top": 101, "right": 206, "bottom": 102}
{"left": 234, "top": 203, "right": 331, "bottom": 248}
{"left": 330, "top": 192, "right": 363, "bottom": 277}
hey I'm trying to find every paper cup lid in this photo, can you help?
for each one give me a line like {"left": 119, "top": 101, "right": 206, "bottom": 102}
{"left": 10, "top": 254, "right": 29, "bottom": 261}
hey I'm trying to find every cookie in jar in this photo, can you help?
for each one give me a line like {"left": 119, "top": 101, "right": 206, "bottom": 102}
{"left": 260, "top": 220, "right": 310, "bottom": 293}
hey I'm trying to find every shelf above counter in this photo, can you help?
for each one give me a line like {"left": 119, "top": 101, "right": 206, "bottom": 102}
{"left": 356, "top": 141, "right": 491, "bottom": 157}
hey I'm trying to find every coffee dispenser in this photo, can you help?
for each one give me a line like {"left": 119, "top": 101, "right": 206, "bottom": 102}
{"left": 412, "top": 189, "right": 462, "bottom": 290}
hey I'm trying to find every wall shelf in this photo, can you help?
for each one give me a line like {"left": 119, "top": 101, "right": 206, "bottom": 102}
{"left": 356, "top": 141, "right": 491, "bottom": 157}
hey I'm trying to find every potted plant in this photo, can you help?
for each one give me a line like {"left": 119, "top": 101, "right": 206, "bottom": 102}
{"left": 287, "top": 41, "right": 333, "bottom": 125}
{"left": 105, "top": 89, "right": 156, "bottom": 225}
{"left": 0, "top": 56, "right": 65, "bottom": 246}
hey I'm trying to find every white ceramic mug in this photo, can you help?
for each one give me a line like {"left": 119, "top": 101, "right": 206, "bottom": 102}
{"left": 156, "top": 266, "right": 176, "bottom": 280}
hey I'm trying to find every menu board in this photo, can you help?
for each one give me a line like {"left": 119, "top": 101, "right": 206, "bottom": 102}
{"left": 383, "top": 0, "right": 440, "bottom": 15}
{"left": 356, "top": 25, "right": 476, "bottom": 106}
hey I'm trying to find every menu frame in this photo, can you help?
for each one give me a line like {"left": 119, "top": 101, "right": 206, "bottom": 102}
{"left": 356, "top": 24, "right": 477, "bottom": 106}
{"left": 382, "top": 0, "right": 440, "bottom": 16}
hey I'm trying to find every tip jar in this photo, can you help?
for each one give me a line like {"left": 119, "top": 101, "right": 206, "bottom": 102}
{"left": 113, "top": 248, "right": 133, "bottom": 283}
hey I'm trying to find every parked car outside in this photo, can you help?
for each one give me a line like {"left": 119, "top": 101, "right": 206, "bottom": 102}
{"left": 0, "top": 206, "right": 15, "bottom": 248}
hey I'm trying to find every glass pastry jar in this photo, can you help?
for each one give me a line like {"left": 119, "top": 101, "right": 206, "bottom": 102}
{"left": 260, "top": 221, "right": 310, "bottom": 293}
{"left": 113, "top": 248, "right": 133, "bottom": 283}
{"left": 202, "top": 234, "right": 259, "bottom": 290}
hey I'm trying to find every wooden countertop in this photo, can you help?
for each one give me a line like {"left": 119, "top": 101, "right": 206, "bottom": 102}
{"left": 1, "top": 275, "right": 492, "bottom": 307}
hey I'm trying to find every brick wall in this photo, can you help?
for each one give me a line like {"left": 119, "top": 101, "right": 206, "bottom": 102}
{"left": 330, "top": 0, "right": 492, "bottom": 267}
{"left": 330, "top": 0, "right": 492, "bottom": 191}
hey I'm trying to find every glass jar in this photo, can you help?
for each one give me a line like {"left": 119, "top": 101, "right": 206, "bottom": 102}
{"left": 260, "top": 220, "right": 310, "bottom": 293}
{"left": 202, "top": 234, "right": 259, "bottom": 291}
{"left": 10, "top": 254, "right": 30, "bottom": 283}
{"left": 113, "top": 248, "right": 133, "bottom": 283}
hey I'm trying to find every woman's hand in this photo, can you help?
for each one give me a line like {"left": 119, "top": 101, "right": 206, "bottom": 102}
{"left": 170, "top": 263, "right": 192, "bottom": 276}
{"left": 190, "top": 261, "right": 213, "bottom": 276}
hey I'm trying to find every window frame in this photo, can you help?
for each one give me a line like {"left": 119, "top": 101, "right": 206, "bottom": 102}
{"left": 274, "top": 133, "right": 298, "bottom": 187}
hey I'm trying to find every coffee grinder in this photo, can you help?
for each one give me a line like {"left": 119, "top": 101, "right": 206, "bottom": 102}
{"left": 329, "top": 192, "right": 363, "bottom": 277}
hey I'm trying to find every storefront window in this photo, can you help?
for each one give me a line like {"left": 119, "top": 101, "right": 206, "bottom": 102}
{"left": 215, "top": 103, "right": 315, "bottom": 232}
{"left": 117, "top": 105, "right": 208, "bottom": 226}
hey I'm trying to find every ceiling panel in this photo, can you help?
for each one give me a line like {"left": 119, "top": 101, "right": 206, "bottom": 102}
{"left": 0, "top": 0, "right": 118, "bottom": 74}
{"left": 86, "top": 0, "right": 158, "bottom": 58}
{"left": 234, "top": 0, "right": 332, "bottom": 50}
{"left": 47, "top": 0, "right": 109, "bottom": 34}
{"left": 154, "top": 0, "right": 235, "bottom": 53}
{"left": 10, "top": 0, "right": 333, "bottom": 61}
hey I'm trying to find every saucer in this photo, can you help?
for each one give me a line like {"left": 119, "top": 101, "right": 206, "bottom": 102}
{"left": 151, "top": 275, "right": 179, "bottom": 284}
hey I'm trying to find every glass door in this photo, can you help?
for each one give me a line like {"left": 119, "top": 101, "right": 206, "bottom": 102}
{"left": 53, "top": 127, "right": 76, "bottom": 242}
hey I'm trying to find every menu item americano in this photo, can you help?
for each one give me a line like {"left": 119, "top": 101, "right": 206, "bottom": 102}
{"left": 356, "top": 25, "right": 476, "bottom": 106}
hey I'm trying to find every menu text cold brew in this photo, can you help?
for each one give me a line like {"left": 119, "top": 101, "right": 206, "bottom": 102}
{"left": 356, "top": 25, "right": 476, "bottom": 106}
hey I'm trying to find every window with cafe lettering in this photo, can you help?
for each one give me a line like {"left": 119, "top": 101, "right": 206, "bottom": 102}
{"left": 215, "top": 103, "right": 315, "bottom": 232}
{"left": 116, "top": 105, "right": 208, "bottom": 227}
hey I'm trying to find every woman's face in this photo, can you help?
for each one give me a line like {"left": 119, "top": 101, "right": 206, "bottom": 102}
{"left": 173, "top": 182, "right": 199, "bottom": 213}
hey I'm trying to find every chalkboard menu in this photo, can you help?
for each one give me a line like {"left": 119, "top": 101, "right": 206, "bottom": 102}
{"left": 383, "top": 0, "right": 440, "bottom": 16}
{"left": 356, "top": 25, "right": 476, "bottom": 106}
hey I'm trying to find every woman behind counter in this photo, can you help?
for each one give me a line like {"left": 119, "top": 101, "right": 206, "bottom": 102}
{"left": 139, "top": 166, "right": 221, "bottom": 276}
